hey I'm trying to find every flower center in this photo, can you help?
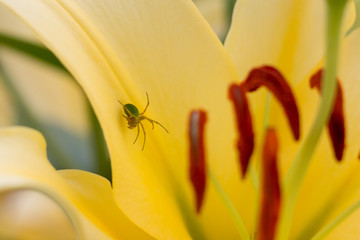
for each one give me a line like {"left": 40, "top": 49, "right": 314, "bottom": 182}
{"left": 228, "top": 66, "right": 300, "bottom": 177}
{"left": 187, "top": 65, "right": 346, "bottom": 239}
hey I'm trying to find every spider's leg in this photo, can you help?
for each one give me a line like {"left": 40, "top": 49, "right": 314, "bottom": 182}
{"left": 133, "top": 124, "right": 140, "bottom": 144}
{"left": 149, "top": 119, "right": 155, "bottom": 129}
{"left": 141, "top": 92, "right": 150, "bottom": 114}
{"left": 145, "top": 118, "right": 169, "bottom": 133}
{"left": 117, "top": 100, "right": 125, "bottom": 107}
{"left": 140, "top": 122, "right": 146, "bottom": 151}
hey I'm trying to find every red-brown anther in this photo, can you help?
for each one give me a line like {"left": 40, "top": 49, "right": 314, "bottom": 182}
{"left": 240, "top": 66, "right": 300, "bottom": 140}
{"left": 310, "top": 69, "right": 345, "bottom": 161}
{"left": 189, "top": 110, "right": 207, "bottom": 213}
{"left": 258, "top": 128, "right": 281, "bottom": 240}
{"left": 228, "top": 84, "right": 254, "bottom": 177}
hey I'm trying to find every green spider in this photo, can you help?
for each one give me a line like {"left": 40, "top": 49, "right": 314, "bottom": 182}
{"left": 118, "top": 93, "right": 169, "bottom": 150}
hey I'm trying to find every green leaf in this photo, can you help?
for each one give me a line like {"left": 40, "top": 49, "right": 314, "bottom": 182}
{"left": 346, "top": 0, "right": 360, "bottom": 36}
{"left": 0, "top": 33, "right": 67, "bottom": 72}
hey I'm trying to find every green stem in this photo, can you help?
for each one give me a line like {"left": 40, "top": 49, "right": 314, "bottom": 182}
{"left": 248, "top": 163, "right": 259, "bottom": 240}
{"left": 250, "top": 93, "right": 271, "bottom": 235}
{"left": 208, "top": 168, "right": 250, "bottom": 240}
{"left": 277, "top": 1, "right": 348, "bottom": 239}
{"left": 250, "top": 94, "right": 271, "bottom": 190}
{"left": 249, "top": 93, "right": 271, "bottom": 191}
{"left": 0, "top": 62, "right": 74, "bottom": 169}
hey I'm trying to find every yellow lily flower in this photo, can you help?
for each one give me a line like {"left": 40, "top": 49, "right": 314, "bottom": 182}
{"left": 0, "top": 0, "right": 359, "bottom": 239}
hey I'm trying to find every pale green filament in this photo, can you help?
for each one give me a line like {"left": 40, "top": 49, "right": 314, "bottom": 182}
{"left": 249, "top": 163, "right": 259, "bottom": 240}
{"left": 208, "top": 168, "right": 250, "bottom": 240}
{"left": 249, "top": 93, "right": 272, "bottom": 238}
{"left": 263, "top": 93, "right": 271, "bottom": 129}
{"left": 277, "top": 1, "right": 348, "bottom": 239}
{"left": 311, "top": 198, "right": 360, "bottom": 240}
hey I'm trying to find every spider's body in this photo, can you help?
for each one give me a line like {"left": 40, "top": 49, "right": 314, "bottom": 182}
{"left": 119, "top": 93, "right": 168, "bottom": 150}
{"left": 122, "top": 103, "right": 143, "bottom": 128}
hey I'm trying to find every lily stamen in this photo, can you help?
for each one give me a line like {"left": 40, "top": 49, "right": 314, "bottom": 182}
{"left": 228, "top": 84, "right": 254, "bottom": 177}
{"left": 188, "top": 110, "right": 207, "bottom": 213}
{"left": 188, "top": 109, "right": 250, "bottom": 238}
{"left": 240, "top": 66, "right": 300, "bottom": 140}
{"left": 258, "top": 128, "right": 281, "bottom": 240}
{"left": 228, "top": 66, "right": 300, "bottom": 177}
{"left": 310, "top": 69, "right": 345, "bottom": 161}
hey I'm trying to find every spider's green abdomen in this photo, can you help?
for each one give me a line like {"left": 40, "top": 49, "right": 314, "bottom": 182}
{"left": 124, "top": 103, "right": 139, "bottom": 117}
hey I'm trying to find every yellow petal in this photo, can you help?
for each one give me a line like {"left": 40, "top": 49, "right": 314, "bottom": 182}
{"left": 0, "top": 0, "right": 251, "bottom": 238}
{"left": 0, "top": 126, "right": 152, "bottom": 239}
{"left": 0, "top": 4, "right": 36, "bottom": 40}
{"left": 225, "top": 0, "right": 326, "bottom": 86}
